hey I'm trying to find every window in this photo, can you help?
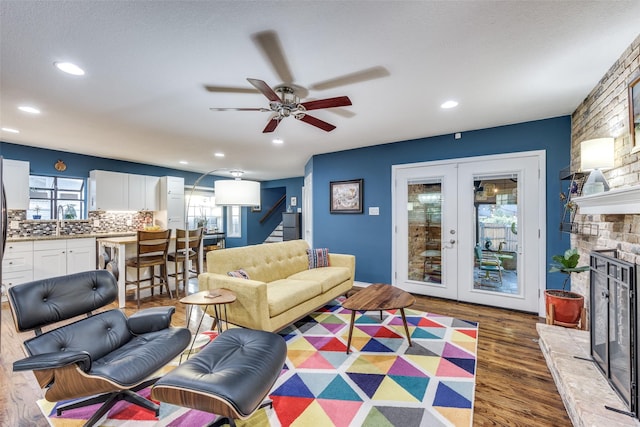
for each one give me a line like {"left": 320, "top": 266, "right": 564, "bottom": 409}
{"left": 185, "top": 192, "right": 223, "bottom": 231}
{"left": 29, "top": 175, "right": 85, "bottom": 220}
{"left": 226, "top": 206, "right": 241, "bottom": 237}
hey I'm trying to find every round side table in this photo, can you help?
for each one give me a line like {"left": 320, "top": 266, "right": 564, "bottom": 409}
{"left": 179, "top": 289, "right": 236, "bottom": 360}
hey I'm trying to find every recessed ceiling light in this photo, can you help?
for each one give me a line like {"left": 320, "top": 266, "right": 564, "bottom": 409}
{"left": 54, "top": 61, "right": 85, "bottom": 76}
{"left": 272, "top": 138, "right": 284, "bottom": 144}
{"left": 440, "top": 100, "right": 459, "bottom": 109}
{"left": 179, "top": 160, "right": 188, "bottom": 165}
{"left": 1, "top": 127, "right": 20, "bottom": 133}
{"left": 18, "top": 106, "right": 41, "bottom": 114}
{"left": 214, "top": 152, "right": 225, "bottom": 158}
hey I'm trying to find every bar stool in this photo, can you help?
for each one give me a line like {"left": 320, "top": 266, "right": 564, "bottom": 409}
{"left": 167, "top": 227, "right": 204, "bottom": 298}
{"left": 125, "top": 229, "right": 172, "bottom": 308}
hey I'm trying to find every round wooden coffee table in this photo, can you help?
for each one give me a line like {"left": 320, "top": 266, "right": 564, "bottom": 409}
{"left": 342, "top": 283, "right": 415, "bottom": 354}
{"left": 180, "top": 289, "right": 236, "bottom": 335}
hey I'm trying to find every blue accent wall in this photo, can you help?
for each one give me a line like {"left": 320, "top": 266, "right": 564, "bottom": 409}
{"left": 310, "top": 116, "right": 571, "bottom": 290}
{"left": 2, "top": 114, "right": 572, "bottom": 291}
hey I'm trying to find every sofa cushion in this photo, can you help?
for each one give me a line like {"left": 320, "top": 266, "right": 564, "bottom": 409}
{"left": 207, "top": 240, "right": 310, "bottom": 283}
{"left": 307, "top": 248, "right": 330, "bottom": 268}
{"left": 289, "top": 266, "right": 351, "bottom": 293}
{"left": 266, "top": 279, "right": 323, "bottom": 317}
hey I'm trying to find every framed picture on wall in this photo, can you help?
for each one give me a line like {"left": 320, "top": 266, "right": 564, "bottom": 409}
{"left": 630, "top": 74, "right": 640, "bottom": 153}
{"left": 330, "top": 179, "right": 363, "bottom": 214}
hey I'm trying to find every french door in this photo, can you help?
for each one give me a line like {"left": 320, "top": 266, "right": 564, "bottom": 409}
{"left": 393, "top": 151, "right": 545, "bottom": 313}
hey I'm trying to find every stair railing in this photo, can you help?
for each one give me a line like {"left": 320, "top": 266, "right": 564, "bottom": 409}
{"left": 259, "top": 194, "right": 286, "bottom": 224}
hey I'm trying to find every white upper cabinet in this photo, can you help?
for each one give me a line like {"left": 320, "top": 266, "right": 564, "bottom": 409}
{"left": 128, "top": 174, "right": 159, "bottom": 211}
{"left": 3, "top": 159, "right": 30, "bottom": 210}
{"left": 158, "top": 176, "right": 185, "bottom": 230}
{"left": 89, "top": 170, "right": 129, "bottom": 211}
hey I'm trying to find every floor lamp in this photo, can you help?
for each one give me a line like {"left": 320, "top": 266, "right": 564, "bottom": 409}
{"left": 182, "top": 169, "right": 260, "bottom": 288}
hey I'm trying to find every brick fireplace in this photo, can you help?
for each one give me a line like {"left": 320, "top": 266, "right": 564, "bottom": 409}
{"left": 539, "top": 34, "right": 640, "bottom": 427}
{"left": 568, "top": 34, "right": 640, "bottom": 311}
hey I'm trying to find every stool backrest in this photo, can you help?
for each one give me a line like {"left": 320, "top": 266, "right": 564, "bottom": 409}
{"left": 175, "top": 227, "right": 203, "bottom": 252}
{"left": 136, "top": 229, "right": 171, "bottom": 257}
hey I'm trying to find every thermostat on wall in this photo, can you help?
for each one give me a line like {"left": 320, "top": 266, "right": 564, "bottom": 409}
{"left": 369, "top": 207, "right": 380, "bottom": 216}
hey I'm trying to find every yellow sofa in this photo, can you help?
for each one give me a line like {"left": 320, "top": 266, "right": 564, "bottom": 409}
{"left": 197, "top": 240, "right": 355, "bottom": 332}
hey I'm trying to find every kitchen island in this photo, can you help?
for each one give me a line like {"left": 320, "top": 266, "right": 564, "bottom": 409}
{"left": 97, "top": 234, "right": 203, "bottom": 308}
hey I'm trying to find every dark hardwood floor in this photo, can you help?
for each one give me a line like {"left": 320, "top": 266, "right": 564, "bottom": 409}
{"left": 0, "top": 284, "right": 571, "bottom": 426}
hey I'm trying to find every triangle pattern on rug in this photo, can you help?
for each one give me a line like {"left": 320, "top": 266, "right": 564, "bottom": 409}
{"left": 38, "top": 298, "right": 478, "bottom": 427}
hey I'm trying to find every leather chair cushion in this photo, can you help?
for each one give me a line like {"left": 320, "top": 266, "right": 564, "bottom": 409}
{"left": 24, "top": 310, "right": 132, "bottom": 362}
{"left": 23, "top": 309, "right": 192, "bottom": 387}
{"left": 91, "top": 327, "right": 191, "bottom": 386}
{"left": 9, "top": 270, "right": 117, "bottom": 332}
{"left": 152, "top": 328, "right": 286, "bottom": 418}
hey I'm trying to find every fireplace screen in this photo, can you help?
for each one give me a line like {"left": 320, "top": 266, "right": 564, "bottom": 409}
{"left": 590, "top": 250, "right": 637, "bottom": 416}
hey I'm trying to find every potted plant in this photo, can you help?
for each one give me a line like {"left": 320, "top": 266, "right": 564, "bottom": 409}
{"left": 545, "top": 248, "right": 590, "bottom": 328}
{"left": 32, "top": 206, "right": 41, "bottom": 220}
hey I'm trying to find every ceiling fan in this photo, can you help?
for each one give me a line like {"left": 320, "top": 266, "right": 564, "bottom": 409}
{"left": 207, "top": 30, "right": 389, "bottom": 133}
{"left": 211, "top": 78, "right": 352, "bottom": 133}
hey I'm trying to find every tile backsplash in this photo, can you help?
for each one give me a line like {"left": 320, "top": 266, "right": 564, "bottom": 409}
{"left": 7, "top": 210, "right": 154, "bottom": 238}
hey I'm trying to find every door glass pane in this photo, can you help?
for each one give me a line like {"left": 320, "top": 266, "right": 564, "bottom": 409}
{"left": 407, "top": 180, "right": 442, "bottom": 284}
{"left": 473, "top": 176, "right": 519, "bottom": 294}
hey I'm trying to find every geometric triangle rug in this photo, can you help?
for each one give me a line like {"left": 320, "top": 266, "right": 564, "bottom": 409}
{"left": 38, "top": 297, "right": 478, "bottom": 427}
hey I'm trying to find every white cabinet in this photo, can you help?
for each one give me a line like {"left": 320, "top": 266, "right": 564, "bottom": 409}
{"left": 89, "top": 170, "right": 129, "bottom": 211}
{"left": 2, "top": 159, "right": 30, "bottom": 210}
{"left": 66, "top": 238, "right": 97, "bottom": 274}
{"left": 33, "top": 238, "right": 96, "bottom": 280}
{"left": 158, "top": 176, "right": 185, "bottom": 230}
{"left": 1, "top": 241, "right": 34, "bottom": 302}
{"left": 89, "top": 170, "right": 160, "bottom": 211}
{"left": 128, "top": 174, "right": 159, "bottom": 211}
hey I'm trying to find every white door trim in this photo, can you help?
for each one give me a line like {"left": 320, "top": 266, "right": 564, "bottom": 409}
{"left": 391, "top": 150, "right": 546, "bottom": 315}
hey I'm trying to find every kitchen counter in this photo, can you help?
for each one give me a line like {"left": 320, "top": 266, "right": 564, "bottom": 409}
{"left": 8, "top": 232, "right": 136, "bottom": 242}
{"left": 97, "top": 233, "right": 203, "bottom": 308}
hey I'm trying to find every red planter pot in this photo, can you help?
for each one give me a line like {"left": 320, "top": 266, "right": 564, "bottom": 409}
{"left": 545, "top": 290, "right": 585, "bottom": 327}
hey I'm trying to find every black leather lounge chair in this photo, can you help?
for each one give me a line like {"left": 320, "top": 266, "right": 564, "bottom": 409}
{"left": 8, "top": 269, "right": 191, "bottom": 427}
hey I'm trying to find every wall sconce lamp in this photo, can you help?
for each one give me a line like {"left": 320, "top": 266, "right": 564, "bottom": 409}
{"left": 580, "top": 137, "right": 614, "bottom": 195}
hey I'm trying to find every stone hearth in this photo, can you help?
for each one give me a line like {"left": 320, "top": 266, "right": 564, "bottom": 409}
{"left": 537, "top": 323, "right": 640, "bottom": 427}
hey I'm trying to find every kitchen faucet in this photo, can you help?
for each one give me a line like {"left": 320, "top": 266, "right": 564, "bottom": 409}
{"left": 56, "top": 205, "right": 65, "bottom": 236}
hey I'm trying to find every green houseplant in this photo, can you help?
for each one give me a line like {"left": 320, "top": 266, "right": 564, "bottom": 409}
{"left": 545, "top": 248, "right": 590, "bottom": 328}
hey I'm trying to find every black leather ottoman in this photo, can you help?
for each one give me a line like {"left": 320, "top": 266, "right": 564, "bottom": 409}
{"left": 151, "top": 328, "right": 286, "bottom": 427}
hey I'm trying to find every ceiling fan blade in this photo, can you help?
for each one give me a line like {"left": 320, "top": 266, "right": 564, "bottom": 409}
{"left": 251, "top": 30, "right": 294, "bottom": 84}
{"left": 209, "top": 107, "right": 271, "bottom": 112}
{"left": 262, "top": 117, "right": 281, "bottom": 133}
{"left": 309, "top": 66, "right": 390, "bottom": 91}
{"left": 204, "top": 84, "right": 259, "bottom": 94}
{"left": 247, "top": 78, "right": 281, "bottom": 102}
{"left": 300, "top": 96, "right": 352, "bottom": 111}
{"left": 297, "top": 114, "right": 336, "bottom": 132}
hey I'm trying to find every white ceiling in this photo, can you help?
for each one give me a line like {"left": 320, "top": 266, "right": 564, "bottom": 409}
{"left": 1, "top": 1, "right": 639, "bottom": 181}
